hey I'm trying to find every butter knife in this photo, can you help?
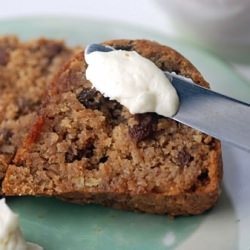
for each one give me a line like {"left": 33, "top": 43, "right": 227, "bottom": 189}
{"left": 86, "top": 44, "right": 250, "bottom": 152}
{"left": 166, "top": 72, "right": 250, "bottom": 152}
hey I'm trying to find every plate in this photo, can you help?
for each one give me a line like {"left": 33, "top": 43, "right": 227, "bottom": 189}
{"left": 1, "top": 16, "right": 250, "bottom": 250}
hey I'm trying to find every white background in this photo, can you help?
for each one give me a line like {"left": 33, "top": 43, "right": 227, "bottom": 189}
{"left": 0, "top": 0, "right": 249, "bottom": 81}
{"left": 0, "top": 0, "right": 173, "bottom": 34}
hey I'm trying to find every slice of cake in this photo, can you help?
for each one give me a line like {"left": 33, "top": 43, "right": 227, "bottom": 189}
{"left": 3, "top": 39, "right": 222, "bottom": 216}
{"left": 0, "top": 36, "right": 73, "bottom": 193}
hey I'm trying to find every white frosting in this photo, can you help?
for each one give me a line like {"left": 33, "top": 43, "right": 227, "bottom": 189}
{"left": 85, "top": 50, "right": 179, "bottom": 117}
{"left": 0, "top": 199, "right": 42, "bottom": 250}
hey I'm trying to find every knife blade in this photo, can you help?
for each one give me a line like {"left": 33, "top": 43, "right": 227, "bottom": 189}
{"left": 165, "top": 72, "right": 250, "bottom": 152}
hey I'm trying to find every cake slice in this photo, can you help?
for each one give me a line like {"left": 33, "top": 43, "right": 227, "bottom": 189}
{"left": 0, "top": 36, "right": 73, "bottom": 193}
{"left": 3, "top": 39, "right": 222, "bottom": 216}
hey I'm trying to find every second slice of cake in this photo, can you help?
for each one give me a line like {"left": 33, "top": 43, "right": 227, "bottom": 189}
{"left": 0, "top": 36, "right": 73, "bottom": 194}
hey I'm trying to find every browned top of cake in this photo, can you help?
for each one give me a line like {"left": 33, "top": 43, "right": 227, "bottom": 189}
{"left": 0, "top": 36, "right": 74, "bottom": 188}
{"left": 3, "top": 40, "right": 222, "bottom": 215}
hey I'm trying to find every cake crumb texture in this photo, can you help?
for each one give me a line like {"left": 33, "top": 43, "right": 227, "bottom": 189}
{"left": 0, "top": 36, "right": 73, "bottom": 192}
{"left": 3, "top": 39, "right": 222, "bottom": 216}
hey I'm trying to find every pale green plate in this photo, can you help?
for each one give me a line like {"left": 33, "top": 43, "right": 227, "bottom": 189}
{"left": 1, "top": 16, "right": 250, "bottom": 250}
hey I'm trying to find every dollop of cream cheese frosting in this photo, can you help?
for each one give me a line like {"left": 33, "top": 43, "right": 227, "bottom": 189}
{"left": 0, "top": 199, "right": 43, "bottom": 250}
{"left": 85, "top": 49, "right": 179, "bottom": 117}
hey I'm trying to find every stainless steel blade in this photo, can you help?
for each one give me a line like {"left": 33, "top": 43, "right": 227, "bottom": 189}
{"left": 165, "top": 72, "right": 250, "bottom": 152}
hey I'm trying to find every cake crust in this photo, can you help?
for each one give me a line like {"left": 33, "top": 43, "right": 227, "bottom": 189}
{"left": 3, "top": 39, "right": 223, "bottom": 216}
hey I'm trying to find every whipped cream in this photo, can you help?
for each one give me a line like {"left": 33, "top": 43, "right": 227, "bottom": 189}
{"left": 85, "top": 49, "right": 179, "bottom": 117}
{"left": 0, "top": 199, "right": 43, "bottom": 250}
